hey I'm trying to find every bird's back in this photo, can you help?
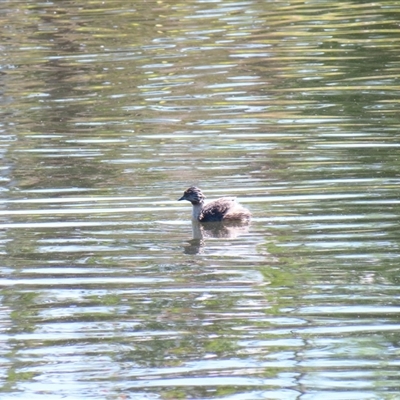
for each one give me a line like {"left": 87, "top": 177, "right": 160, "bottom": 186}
{"left": 199, "top": 197, "right": 250, "bottom": 222}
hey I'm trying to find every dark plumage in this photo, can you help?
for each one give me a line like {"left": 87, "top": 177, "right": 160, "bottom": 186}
{"left": 178, "top": 186, "right": 251, "bottom": 222}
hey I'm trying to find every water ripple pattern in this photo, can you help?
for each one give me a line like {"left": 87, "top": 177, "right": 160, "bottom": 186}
{"left": 0, "top": 0, "right": 399, "bottom": 399}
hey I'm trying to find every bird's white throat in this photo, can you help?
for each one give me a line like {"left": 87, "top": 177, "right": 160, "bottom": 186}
{"left": 191, "top": 203, "right": 203, "bottom": 220}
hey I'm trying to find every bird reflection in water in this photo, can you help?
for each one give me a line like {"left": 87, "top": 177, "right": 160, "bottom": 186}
{"left": 183, "top": 219, "right": 251, "bottom": 254}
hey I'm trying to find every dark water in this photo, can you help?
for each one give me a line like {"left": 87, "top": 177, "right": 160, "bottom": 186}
{"left": 1, "top": 0, "right": 400, "bottom": 399}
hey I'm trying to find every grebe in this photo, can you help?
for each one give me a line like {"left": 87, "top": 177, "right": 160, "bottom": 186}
{"left": 178, "top": 186, "right": 251, "bottom": 222}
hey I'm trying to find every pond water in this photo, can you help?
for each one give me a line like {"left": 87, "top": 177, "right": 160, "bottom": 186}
{"left": 1, "top": 0, "right": 400, "bottom": 399}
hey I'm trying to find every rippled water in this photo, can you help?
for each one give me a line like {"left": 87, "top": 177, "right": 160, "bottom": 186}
{"left": 1, "top": 0, "right": 400, "bottom": 399}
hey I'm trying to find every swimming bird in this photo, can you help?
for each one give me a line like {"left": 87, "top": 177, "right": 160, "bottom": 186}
{"left": 178, "top": 186, "right": 251, "bottom": 222}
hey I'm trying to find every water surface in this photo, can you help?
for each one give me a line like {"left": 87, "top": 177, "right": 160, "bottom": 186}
{"left": 1, "top": 0, "right": 400, "bottom": 399}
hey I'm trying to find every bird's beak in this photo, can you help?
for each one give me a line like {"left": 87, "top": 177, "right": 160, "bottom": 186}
{"left": 178, "top": 196, "right": 185, "bottom": 201}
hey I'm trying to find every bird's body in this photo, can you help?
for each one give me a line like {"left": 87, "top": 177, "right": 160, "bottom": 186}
{"left": 178, "top": 186, "right": 251, "bottom": 222}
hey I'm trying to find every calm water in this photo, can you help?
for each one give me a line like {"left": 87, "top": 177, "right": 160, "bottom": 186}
{"left": 1, "top": 0, "right": 400, "bottom": 399}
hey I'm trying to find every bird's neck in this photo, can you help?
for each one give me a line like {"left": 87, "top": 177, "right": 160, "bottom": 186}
{"left": 191, "top": 201, "right": 204, "bottom": 220}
